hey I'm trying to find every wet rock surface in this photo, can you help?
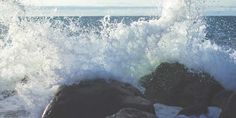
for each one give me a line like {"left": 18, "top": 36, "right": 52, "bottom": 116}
{"left": 211, "top": 90, "right": 234, "bottom": 108}
{"left": 41, "top": 62, "right": 236, "bottom": 118}
{"left": 105, "top": 108, "right": 156, "bottom": 118}
{"left": 140, "top": 62, "right": 224, "bottom": 116}
{"left": 42, "top": 79, "right": 155, "bottom": 118}
{"left": 219, "top": 92, "right": 236, "bottom": 118}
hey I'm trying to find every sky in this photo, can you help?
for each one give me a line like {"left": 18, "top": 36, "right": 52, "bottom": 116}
{"left": 22, "top": 0, "right": 236, "bottom": 7}
{"left": 20, "top": 0, "right": 236, "bottom": 16}
{"left": 22, "top": 0, "right": 157, "bottom": 7}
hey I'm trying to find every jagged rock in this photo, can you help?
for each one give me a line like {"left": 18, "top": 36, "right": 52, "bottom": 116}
{"left": 106, "top": 108, "right": 156, "bottom": 118}
{"left": 42, "top": 79, "right": 155, "bottom": 118}
{"left": 219, "top": 92, "right": 236, "bottom": 118}
{"left": 140, "top": 62, "right": 223, "bottom": 116}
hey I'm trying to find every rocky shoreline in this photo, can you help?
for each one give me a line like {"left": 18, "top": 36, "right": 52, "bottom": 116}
{"left": 41, "top": 62, "right": 236, "bottom": 118}
{"left": 42, "top": 79, "right": 155, "bottom": 118}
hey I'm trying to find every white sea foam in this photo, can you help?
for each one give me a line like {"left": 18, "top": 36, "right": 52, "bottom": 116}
{"left": 0, "top": 0, "right": 235, "bottom": 117}
{"left": 154, "top": 103, "right": 222, "bottom": 118}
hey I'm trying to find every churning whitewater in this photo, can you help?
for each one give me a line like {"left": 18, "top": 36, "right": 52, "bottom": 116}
{"left": 0, "top": 0, "right": 236, "bottom": 117}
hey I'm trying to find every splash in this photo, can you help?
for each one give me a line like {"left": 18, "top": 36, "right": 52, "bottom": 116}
{"left": 0, "top": 0, "right": 236, "bottom": 117}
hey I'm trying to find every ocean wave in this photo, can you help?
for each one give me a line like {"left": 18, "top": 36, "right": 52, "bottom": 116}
{"left": 0, "top": 0, "right": 235, "bottom": 117}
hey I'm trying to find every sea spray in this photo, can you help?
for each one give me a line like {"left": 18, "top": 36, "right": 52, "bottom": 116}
{"left": 0, "top": 0, "right": 63, "bottom": 117}
{"left": 0, "top": 0, "right": 236, "bottom": 118}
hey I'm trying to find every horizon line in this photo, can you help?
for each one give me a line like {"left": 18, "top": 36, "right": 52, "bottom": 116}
{"left": 26, "top": 5, "right": 236, "bottom": 8}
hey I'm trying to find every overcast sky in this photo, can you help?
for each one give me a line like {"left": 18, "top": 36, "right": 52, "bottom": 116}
{"left": 22, "top": 0, "right": 236, "bottom": 7}
{"left": 22, "top": 0, "right": 157, "bottom": 6}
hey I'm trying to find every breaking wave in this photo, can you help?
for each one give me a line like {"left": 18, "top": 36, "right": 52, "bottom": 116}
{"left": 0, "top": 0, "right": 235, "bottom": 117}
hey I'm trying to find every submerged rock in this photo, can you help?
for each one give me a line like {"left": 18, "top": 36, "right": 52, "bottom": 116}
{"left": 140, "top": 62, "right": 223, "bottom": 116}
{"left": 106, "top": 108, "right": 156, "bottom": 118}
{"left": 42, "top": 79, "right": 155, "bottom": 118}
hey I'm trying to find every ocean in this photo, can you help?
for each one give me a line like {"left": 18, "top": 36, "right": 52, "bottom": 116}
{"left": 0, "top": 0, "right": 236, "bottom": 118}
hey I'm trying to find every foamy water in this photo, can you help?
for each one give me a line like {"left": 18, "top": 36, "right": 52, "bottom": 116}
{"left": 0, "top": 0, "right": 236, "bottom": 117}
{"left": 155, "top": 103, "right": 222, "bottom": 118}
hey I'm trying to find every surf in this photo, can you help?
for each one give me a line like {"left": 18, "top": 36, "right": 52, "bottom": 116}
{"left": 0, "top": 0, "right": 235, "bottom": 117}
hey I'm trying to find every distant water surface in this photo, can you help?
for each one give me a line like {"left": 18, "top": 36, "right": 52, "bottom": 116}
{"left": 23, "top": 6, "right": 236, "bottom": 16}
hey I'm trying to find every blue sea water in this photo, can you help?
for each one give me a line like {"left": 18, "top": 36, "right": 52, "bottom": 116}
{"left": 0, "top": 0, "right": 236, "bottom": 118}
{"left": 0, "top": 15, "right": 235, "bottom": 118}
{"left": 205, "top": 16, "right": 236, "bottom": 48}
{"left": 14, "top": 16, "right": 236, "bottom": 47}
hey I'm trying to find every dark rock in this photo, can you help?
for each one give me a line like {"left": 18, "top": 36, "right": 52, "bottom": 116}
{"left": 219, "top": 92, "right": 236, "bottom": 118}
{"left": 178, "top": 104, "right": 208, "bottom": 116}
{"left": 140, "top": 62, "right": 223, "bottom": 116}
{"left": 42, "top": 79, "right": 155, "bottom": 118}
{"left": 205, "top": 80, "right": 236, "bottom": 118}
{"left": 106, "top": 108, "right": 156, "bottom": 118}
{"left": 211, "top": 90, "right": 234, "bottom": 108}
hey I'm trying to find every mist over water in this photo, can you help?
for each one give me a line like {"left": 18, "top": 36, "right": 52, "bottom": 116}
{"left": 0, "top": 0, "right": 236, "bottom": 117}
